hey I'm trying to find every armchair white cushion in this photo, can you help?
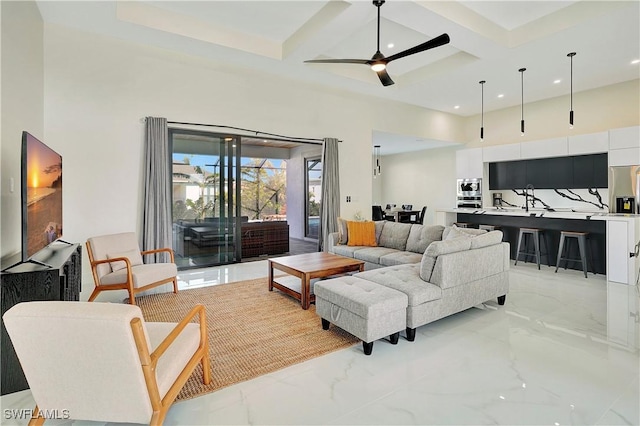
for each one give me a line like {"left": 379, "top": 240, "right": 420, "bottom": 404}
{"left": 2, "top": 301, "right": 210, "bottom": 425}
{"left": 87, "top": 232, "right": 178, "bottom": 304}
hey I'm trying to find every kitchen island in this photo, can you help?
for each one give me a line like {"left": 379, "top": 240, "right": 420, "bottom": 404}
{"left": 436, "top": 208, "right": 640, "bottom": 285}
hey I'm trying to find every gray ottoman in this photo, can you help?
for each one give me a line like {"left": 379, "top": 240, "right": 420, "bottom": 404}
{"left": 315, "top": 276, "right": 408, "bottom": 355}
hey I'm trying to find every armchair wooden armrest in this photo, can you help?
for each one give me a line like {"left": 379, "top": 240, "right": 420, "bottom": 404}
{"left": 150, "top": 304, "right": 207, "bottom": 363}
{"left": 142, "top": 247, "right": 175, "bottom": 263}
{"left": 130, "top": 304, "right": 210, "bottom": 422}
{"left": 90, "top": 256, "right": 132, "bottom": 268}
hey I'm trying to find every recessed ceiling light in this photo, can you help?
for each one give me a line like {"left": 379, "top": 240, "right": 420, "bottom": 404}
{"left": 632, "top": 59, "right": 640, "bottom": 64}
{"left": 454, "top": 105, "right": 460, "bottom": 109}
{"left": 497, "top": 94, "right": 504, "bottom": 98}
{"left": 553, "top": 79, "right": 561, "bottom": 84}
{"left": 387, "top": 43, "right": 394, "bottom": 49}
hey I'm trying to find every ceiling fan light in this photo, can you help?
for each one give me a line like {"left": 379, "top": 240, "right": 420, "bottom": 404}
{"left": 371, "top": 63, "right": 386, "bottom": 72}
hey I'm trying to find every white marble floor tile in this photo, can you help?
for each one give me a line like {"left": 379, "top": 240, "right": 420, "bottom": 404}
{"left": 2, "top": 261, "right": 639, "bottom": 425}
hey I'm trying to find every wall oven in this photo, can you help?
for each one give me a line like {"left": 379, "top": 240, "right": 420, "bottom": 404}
{"left": 456, "top": 178, "right": 482, "bottom": 208}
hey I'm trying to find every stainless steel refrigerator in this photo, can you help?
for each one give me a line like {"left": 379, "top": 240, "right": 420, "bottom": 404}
{"left": 609, "top": 165, "right": 640, "bottom": 213}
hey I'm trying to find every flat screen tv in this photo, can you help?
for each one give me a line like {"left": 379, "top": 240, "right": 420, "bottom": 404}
{"left": 21, "top": 131, "right": 63, "bottom": 262}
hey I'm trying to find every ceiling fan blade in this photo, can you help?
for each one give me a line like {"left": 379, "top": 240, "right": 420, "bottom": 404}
{"left": 304, "top": 59, "right": 371, "bottom": 65}
{"left": 385, "top": 33, "right": 450, "bottom": 63}
{"left": 376, "top": 69, "right": 394, "bottom": 86}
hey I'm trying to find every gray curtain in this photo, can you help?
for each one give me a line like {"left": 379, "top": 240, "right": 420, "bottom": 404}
{"left": 142, "top": 117, "right": 172, "bottom": 262}
{"left": 318, "top": 138, "right": 340, "bottom": 252}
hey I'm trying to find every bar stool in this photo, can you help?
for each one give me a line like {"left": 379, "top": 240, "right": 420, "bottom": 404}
{"left": 454, "top": 222, "right": 473, "bottom": 228}
{"left": 479, "top": 224, "right": 506, "bottom": 241}
{"left": 555, "top": 231, "right": 593, "bottom": 278}
{"left": 514, "top": 227, "right": 551, "bottom": 269}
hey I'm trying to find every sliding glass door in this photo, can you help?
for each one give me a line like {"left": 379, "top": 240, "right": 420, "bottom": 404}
{"left": 170, "top": 129, "right": 241, "bottom": 269}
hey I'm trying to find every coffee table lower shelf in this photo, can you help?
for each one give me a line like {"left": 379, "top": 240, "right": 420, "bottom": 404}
{"left": 271, "top": 276, "right": 316, "bottom": 306}
{"left": 268, "top": 253, "right": 365, "bottom": 310}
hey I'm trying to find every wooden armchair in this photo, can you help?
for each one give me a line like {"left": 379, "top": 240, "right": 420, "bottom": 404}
{"left": 86, "top": 232, "right": 178, "bottom": 305}
{"left": 3, "top": 301, "right": 210, "bottom": 425}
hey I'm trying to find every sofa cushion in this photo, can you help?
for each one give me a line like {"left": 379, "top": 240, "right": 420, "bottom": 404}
{"left": 406, "top": 225, "right": 444, "bottom": 254}
{"left": 374, "top": 221, "right": 385, "bottom": 244}
{"left": 347, "top": 221, "right": 377, "bottom": 247}
{"left": 353, "top": 247, "right": 398, "bottom": 264}
{"left": 332, "top": 244, "right": 364, "bottom": 258}
{"left": 470, "top": 230, "right": 503, "bottom": 249}
{"left": 379, "top": 251, "right": 423, "bottom": 267}
{"left": 431, "top": 242, "right": 506, "bottom": 289}
{"left": 419, "top": 238, "right": 472, "bottom": 282}
{"left": 355, "top": 264, "right": 442, "bottom": 306}
{"left": 378, "top": 222, "right": 412, "bottom": 251}
{"left": 442, "top": 225, "right": 486, "bottom": 240}
{"left": 337, "top": 217, "right": 349, "bottom": 244}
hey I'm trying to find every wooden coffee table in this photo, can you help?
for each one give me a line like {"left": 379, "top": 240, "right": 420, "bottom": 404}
{"left": 268, "top": 252, "right": 365, "bottom": 309}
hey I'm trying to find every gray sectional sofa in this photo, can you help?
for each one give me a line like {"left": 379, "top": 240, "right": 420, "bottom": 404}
{"left": 328, "top": 221, "right": 445, "bottom": 269}
{"left": 322, "top": 222, "right": 510, "bottom": 345}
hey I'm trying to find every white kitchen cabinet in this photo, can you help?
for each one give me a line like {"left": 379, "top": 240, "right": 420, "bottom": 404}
{"left": 606, "top": 218, "right": 639, "bottom": 285}
{"left": 568, "top": 132, "right": 608, "bottom": 155}
{"left": 609, "top": 147, "right": 640, "bottom": 166}
{"left": 455, "top": 148, "right": 483, "bottom": 178}
{"left": 482, "top": 143, "right": 521, "bottom": 162}
{"left": 609, "top": 126, "right": 640, "bottom": 150}
{"left": 520, "top": 137, "right": 568, "bottom": 159}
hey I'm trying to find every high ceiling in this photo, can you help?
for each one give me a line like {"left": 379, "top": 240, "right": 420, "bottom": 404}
{"left": 36, "top": 1, "right": 639, "bottom": 153}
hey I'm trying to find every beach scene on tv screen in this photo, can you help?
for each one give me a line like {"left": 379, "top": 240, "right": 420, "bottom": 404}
{"left": 26, "top": 134, "right": 62, "bottom": 257}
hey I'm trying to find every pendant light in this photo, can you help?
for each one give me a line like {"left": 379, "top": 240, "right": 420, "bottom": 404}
{"left": 519, "top": 68, "right": 526, "bottom": 135}
{"left": 568, "top": 52, "right": 576, "bottom": 129}
{"left": 479, "top": 80, "right": 486, "bottom": 141}
{"left": 373, "top": 145, "right": 381, "bottom": 178}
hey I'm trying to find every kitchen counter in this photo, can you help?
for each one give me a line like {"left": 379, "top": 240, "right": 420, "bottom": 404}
{"left": 435, "top": 208, "right": 640, "bottom": 285}
{"left": 437, "top": 207, "right": 640, "bottom": 222}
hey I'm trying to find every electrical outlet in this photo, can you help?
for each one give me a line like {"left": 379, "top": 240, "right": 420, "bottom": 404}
{"left": 346, "top": 195, "right": 351, "bottom": 202}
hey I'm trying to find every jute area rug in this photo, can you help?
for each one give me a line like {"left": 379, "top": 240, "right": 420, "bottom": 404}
{"left": 134, "top": 278, "right": 359, "bottom": 401}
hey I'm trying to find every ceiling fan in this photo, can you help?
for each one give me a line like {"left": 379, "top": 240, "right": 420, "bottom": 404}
{"left": 304, "top": 0, "right": 450, "bottom": 87}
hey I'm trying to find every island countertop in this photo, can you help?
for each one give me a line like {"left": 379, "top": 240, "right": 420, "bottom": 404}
{"left": 436, "top": 207, "right": 640, "bottom": 222}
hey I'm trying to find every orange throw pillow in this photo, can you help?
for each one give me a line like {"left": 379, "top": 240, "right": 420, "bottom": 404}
{"left": 347, "top": 221, "right": 377, "bottom": 247}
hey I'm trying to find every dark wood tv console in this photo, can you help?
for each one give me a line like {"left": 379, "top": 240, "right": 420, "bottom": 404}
{"left": 0, "top": 243, "right": 82, "bottom": 395}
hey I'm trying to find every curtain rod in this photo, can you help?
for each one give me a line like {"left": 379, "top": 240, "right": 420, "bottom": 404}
{"left": 164, "top": 120, "right": 338, "bottom": 145}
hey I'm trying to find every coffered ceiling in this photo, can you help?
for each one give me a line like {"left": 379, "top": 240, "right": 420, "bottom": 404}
{"left": 35, "top": 1, "right": 639, "bottom": 154}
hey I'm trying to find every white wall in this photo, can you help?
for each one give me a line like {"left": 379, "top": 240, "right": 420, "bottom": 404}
{"left": 378, "top": 146, "right": 458, "bottom": 225}
{"left": 461, "top": 79, "right": 640, "bottom": 148}
{"left": 4, "top": 4, "right": 637, "bottom": 300}
{"left": 0, "top": 21, "right": 465, "bottom": 299}
{"left": 0, "top": 1, "right": 44, "bottom": 260}
{"left": 374, "top": 80, "right": 639, "bottom": 220}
